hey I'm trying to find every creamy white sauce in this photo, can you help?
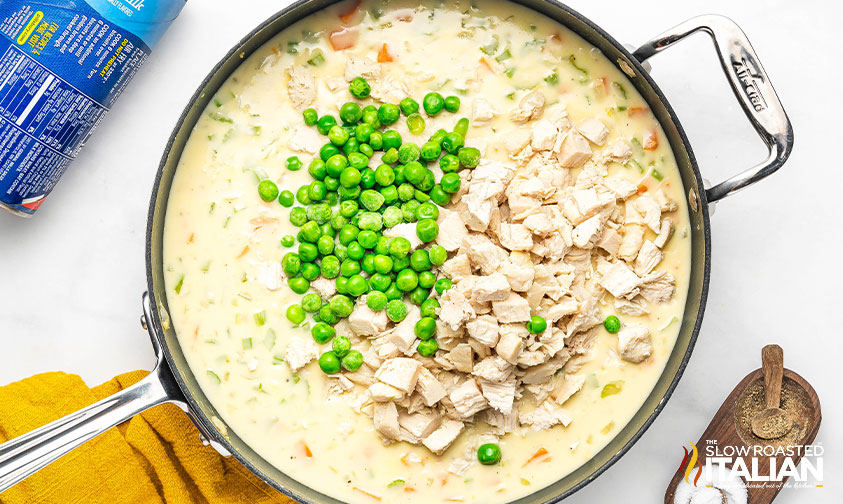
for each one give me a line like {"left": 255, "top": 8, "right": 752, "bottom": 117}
{"left": 163, "top": 1, "right": 691, "bottom": 502}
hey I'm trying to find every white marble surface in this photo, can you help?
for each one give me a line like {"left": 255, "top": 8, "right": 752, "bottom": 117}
{"left": 0, "top": 0, "right": 840, "bottom": 501}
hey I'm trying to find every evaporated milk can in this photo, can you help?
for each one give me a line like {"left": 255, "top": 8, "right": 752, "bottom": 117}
{"left": 0, "top": 0, "right": 185, "bottom": 216}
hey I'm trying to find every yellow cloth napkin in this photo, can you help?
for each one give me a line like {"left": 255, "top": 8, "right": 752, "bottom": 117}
{"left": 0, "top": 371, "right": 295, "bottom": 504}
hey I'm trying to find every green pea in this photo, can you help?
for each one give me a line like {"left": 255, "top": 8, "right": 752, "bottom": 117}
{"left": 603, "top": 315, "right": 621, "bottom": 334}
{"left": 440, "top": 154, "right": 460, "bottom": 173}
{"left": 301, "top": 262, "right": 320, "bottom": 281}
{"left": 418, "top": 271, "right": 436, "bottom": 289}
{"left": 389, "top": 237, "right": 411, "bottom": 257}
{"left": 317, "top": 115, "right": 337, "bottom": 135}
{"left": 423, "top": 92, "right": 445, "bottom": 115}
{"left": 324, "top": 176, "right": 340, "bottom": 192}
{"left": 392, "top": 254, "right": 410, "bottom": 272}
{"left": 429, "top": 185, "right": 451, "bottom": 206}
{"left": 427, "top": 245, "right": 446, "bottom": 266}
{"left": 335, "top": 276, "right": 349, "bottom": 294}
{"left": 429, "top": 128, "right": 448, "bottom": 145}
{"left": 477, "top": 443, "right": 501, "bottom": 465}
{"left": 318, "top": 305, "right": 338, "bottom": 325}
{"left": 340, "top": 258, "right": 361, "bottom": 277}
{"left": 303, "top": 108, "right": 318, "bottom": 126}
{"left": 326, "top": 154, "right": 348, "bottom": 177}
{"left": 295, "top": 185, "right": 312, "bottom": 205}
{"left": 368, "top": 273, "right": 392, "bottom": 292}
{"left": 360, "top": 168, "right": 376, "bottom": 189}
{"left": 318, "top": 352, "right": 341, "bottom": 374}
{"left": 360, "top": 189, "right": 385, "bottom": 211}
{"left": 361, "top": 253, "right": 376, "bottom": 274}
{"left": 373, "top": 255, "right": 393, "bottom": 275}
{"left": 408, "top": 287, "right": 429, "bottom": 305}
{"left": 396, "top": 269, "right": 419, "bottom": 291}
{"left": 410, "top": 249, "right": 431, "bottom": 272}
{"left": 378, "top": 104, "right": 400, "bottom": 125}
{"left": 307, "top": 203, "right": 332, "bottom": 224}
{"left": 330, "top": 213, "right": 347, "bottom": 231}
{"left": 382, "top": 130, "right": 403, "bottom": 150}
{"left": 368, "top": 131, "right": 384, "bottom": 150}
{"left": 347, "top": 274, "right": 369, "bottom": 297}
{"left": 286, "top": 304, "right": 306, "bottom": 324}
{"left": 434, "top": 278, "right": 452, "bottom": 295}
{"left": 366, "top": 291, "right": 388, "bottom": 311}
{"left": 312, "top": 323, "right": 336, "bottom": 344}
{"left": 527, "top": 315, "right": 548, "bottom": 334}
{"left": 347, "top": 241, "right": 365, "bottom": 260}
{"left": 458, "top": 146, "right": 481, "bottom": 168}
{"left": 397, "top": 145, "right": 419, "bottom": 166}
{"left": 298, "top": 242, "right": 318, "bottom": 262}
{"left": 417, "top": 338, "right": 438, "bottom": 357}
{"left": 349, "top": 77, "right": 371, "bottom": 98}
{"left": 380, "top": 185, "right": 399, "bottom": 205}
{"left": 340, "top": 200, "right": 358, "bottom": 217}
{"left": 413, "top": 203, "right": 435, "bottom": 221}
{"left": 419, "top": 142, "right": 441, "bottom": 162}
{"left": 420, "top": 298, "right": 440, "bottom": 318}
{"left": 386, "top": 299, "right": 409, "bottom": 322}
{"left": 338, "top": 224, "right": 359, "bottom": 245}
{"left": 442, "top": 132, "right": 464, "bottom": 154}
{"left": 328, "top": 336, "right": 351, "bottom": 359}
{"left": 320, "top": 222, "right": 335, "bottom": 237}
{"left": 329, "top": 294, "right": 354, "bottom": 317}
{"left": 340, "top": 102, "right": 362, "bottom": 124}
{"left": 375, "top": 164, "right": 395, "bottom": 186}
{"left": 299, "top": 221, "right": 320, "bottom": 242}
{"left": 402, "top": 200, "right": 420, "bottom": 222}
{"left": 302, "top": 293, "right": 322, "bottom": 313}
{"left": 382, "top": 206, "right": 403, "bottom": 228}
{"left": 320, "top": 255, "right": 340, "bottom": 278}
{"left": 341, "top": 350, "right": 364, "bottom": 371}
{"left": 415, "top": 317, "right": 436, "bottom": 339}
{"left": 288, "top": 276, "right": 310, "bottom": 294}
{"left": 397, "top": 183, "right": 415, "bottom": 202}
{"left": 384, "top": 282, "right": 403, "bottom": 301}
{"left": 444, "top": 95, "right": 460, "bottom": 113}
{"left": 400, "top": 97, "right": 419, "bottom": 116}
{"left": 281, "top": 234, "right": 295, "bottom": 247}
{"left": 278, "top": 190, "right": 295, "bottom": 207}
{"left": 308, "top": 180, "right": 327, "bottom": 201}
{"left": 393, "top": 164, "right": 406, "bottom": 185}
{"left": 375, "top": 236, "right": 391, "bottom": 255}
{"left": 440, "top": 172, "right": 462, "bottom": 194}
{"left": 382, "top": 147, "right": 399, "bottom": 164}
{"left": 358, "top": 211, "right": 383, "bottom": 231}
{"left": 339, "top": 167, "right": 361, "bottom": 189}
{"left": 282, "top": 253, "right": 301, "bottom": 276}
{"left": 355, "top": 123, "right": 374, "bottom": 143}
{"left": 334, "top": 243, "right": 348, "bottom": 261}
{"left": 308, "top": 159, "right": 327, "bottom": 180}
{"left": 258, "top": 180, "right": 279, "bottom": 202}
{"left": 414, "top": 189, "right": 431, "bottom": 202}
{"left": 454, "top": 117, "right": 469, "bottom": 137}
{"left": 359, "top": 142, "right": 374, "bottom": 158}
{"left": 407, "top": 113, "right": 425, "bottom": 134}
{"left": 343, "top": 138, "right": 360, "bottom": 155}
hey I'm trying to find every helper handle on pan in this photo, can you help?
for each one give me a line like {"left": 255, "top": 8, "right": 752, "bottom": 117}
{"left": 0, "top": 293, "right": 186, "bottom": 493}
{"left": 633, "top": 14, "right": 793, "bottom": 203}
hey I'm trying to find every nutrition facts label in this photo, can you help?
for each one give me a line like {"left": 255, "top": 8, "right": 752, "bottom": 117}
{"left": 0, "top": 45, "right": 106, "bottom": 158}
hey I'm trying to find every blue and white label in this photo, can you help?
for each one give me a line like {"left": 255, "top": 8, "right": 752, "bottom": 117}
{"left": 0, "top": 0, "right": 184, "bottom": 215}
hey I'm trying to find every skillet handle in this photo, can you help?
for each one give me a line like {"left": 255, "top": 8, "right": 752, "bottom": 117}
{"left": 0, "top": 293, "right": 186, "bottom": 493}
{"left": 632, "top": 14, "right": 793, "bottom": 203}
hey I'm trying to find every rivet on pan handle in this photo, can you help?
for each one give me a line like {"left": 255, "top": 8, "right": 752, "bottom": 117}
{"left": 633, "top": 14, "right": 793, "bottom": 203}
{"left": 0, "top": 293, "right": 186, "bottom": 492}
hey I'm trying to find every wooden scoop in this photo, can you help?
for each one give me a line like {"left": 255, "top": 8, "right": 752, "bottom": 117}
{"left": 751, "top": 345, "right": 793, "bottom": 439}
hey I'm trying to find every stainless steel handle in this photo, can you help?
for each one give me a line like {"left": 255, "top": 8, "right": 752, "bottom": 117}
{"left": 0, "top": 293, "right": 185, "bottom": 492}
{"left": 633, "top": 14, "right": 793, "bottom": 203}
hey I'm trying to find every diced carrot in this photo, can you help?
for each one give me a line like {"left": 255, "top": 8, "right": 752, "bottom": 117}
{"left": 643, "top": 129, "right": 658, "bottom": 150}
{"left": 628, "top": 106, "right": 649, "bottom": 117}
{"left": 548, "top": 32, "right": 563, "bottom": 43}
{"left": 236, "top": 245, "right": 249, "bottom": 258}
{"left": 599, "top": 76, "right": 609, "bottom": 97}
{"left": 338, "top": 0, "right": 361, "bottom": 24}
{"left": 187, "top": 232, "right": 194, "bottom": 244}
{"left": 403, "top": 487, "right": 416, "bottom": 493}
{"left": 329, "top": 27, "right": 358, "bottom": 51}
{"left": 297, "top": 440, "right": 313, "bottom": 458}
{"left": 377, "top": 43, "right": 393, "bottom": 63}
{"left": 479, "top": 57, "right": 494, "bottom": 72}
{"left": 250, "top": 216, "right": 279, "bottom": 230}
{"left": 524, "top": 447, "right": 549, "bottom": 466}
{"left": 637, "top": 184, "right": 649, "bottom": 195}
{"left": 352, "top": 487, "right": 382, "bottom": 501}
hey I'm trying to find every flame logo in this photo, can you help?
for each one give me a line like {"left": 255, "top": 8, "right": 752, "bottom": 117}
{"left": 678, "top": 441, "right": 703, "bottom": 487}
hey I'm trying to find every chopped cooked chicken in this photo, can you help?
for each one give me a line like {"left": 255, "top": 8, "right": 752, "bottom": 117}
{"left": 473, "top": 273, "right": 511, "bottom": 303}
{"left": 499, "top": 222, "right": 534, "bottom": 251}
{"left": 309, "top": 277, "right": 337, "bottom": 299}
{"left": 551, "top": 374, "right": 585, "bottom": 405}
{"left": 605, "top": 139, "right": 633, "bottom": 163}
{"left": 510, "top": 90, "right": 545, "bottom": 123}
{"left": 654, "top": 218, "right": 674, "bottom": 248}
{"left": 416, "top": 367, "right": 447, "bottom": 406}
{"left": 495, "top": 324, "right": 526, "bottom": 363}
{"left": 285, "top": 337, "right": 318, "bottom": 372}
{"left": 531, "top": 119, "right": 558, "bottom": 151}
{"left": 344, "top": 56, "right": 381, "bottom": 81}
{"left": 389, "top": 305, "right": 422, "bottom": 354}
{"left": 287, "top": 125, "right": 322, "bottom": 154}
{"left": 439, "top": 289, "right": 476, "bottom": 330}
{"left": 374, "top": 401, "right": 401, "bottom": 440}
{"left": 436, "top": 210, "right": 469, "bottom": 251}
{"left": 617, "top": 326, "right": 653, "bottom": 363}
{"left": 447, "top": 343, "right": 474, "bottom": 373}
{"left": 286, "top": 65, "right": 316, "bottom": 110}
{"left": 618, "top": 225, "right": 645, "bottom": 261}
{"left": 472, "top": 97, "right": 497, "bottom": 123}
{"left": 519, "top": 400, "right": 572, "bottom": 431}
{"left": 375, "top": 358, "right": 421, "bottom": 393}
{"left": 348, "top": 296, "right": 388, "bottom": 336}
{"left": 634, "top": 240, "right": 664, "bottom": 276}
{"left": 479, "top": 379, "right": 516, "bottom": 414}
{"left": 572, "top": 214, "right": 605, "bottom": 249}
{"left": 492, "top": 293, "right": 531, "bottom": 323}
{"left": 472, "top": 355, "right": 513, "bottom": 382}
{"left": 370, "top": 75, "right": 410, "bottom": 103}
{"left": 449, "top": 379, "right": 488, "bottom": 418}
{"left": 578, "top": 119, "right": 609, "bottom": 145}
{"left": 639, "top": 270, "right": 676, "bottom": 303}
{"left": 422, "top": 419, "right": 464, "bottom": 455}
{"left": 466, "top": 315, "right": 500, "bottom": 346}
{"left": 369, "top": 382, "right": 406, "bottom": 402}
{"left": 598, "top": 261, "right": 641, "bottom": 299}
{"left": 556, "top": 131, "right": 592, "bottom": 168}
{"left": 398, "top": 410, "right": 442, "bottom": 439}
{"left": 383, "top": 222, "right": 422, "bottom": 250}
